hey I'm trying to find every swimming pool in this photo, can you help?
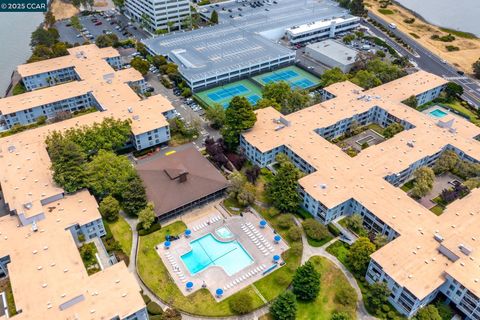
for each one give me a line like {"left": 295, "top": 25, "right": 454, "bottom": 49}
{"left": 216, "top": 226, "right": 234, "bottom": 239}
{"left": 181, "top": 234, "right": 253, "bottom": 276}
{"left": 429, "top": 108, "right": 448, "bottom": 118}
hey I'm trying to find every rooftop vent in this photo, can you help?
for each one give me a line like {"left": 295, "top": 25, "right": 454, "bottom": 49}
{"left": 434, "top": 233, "right": 444, "bottom": 242}
{"left": 459, "top": 244, "right": 473, "bottom": 256}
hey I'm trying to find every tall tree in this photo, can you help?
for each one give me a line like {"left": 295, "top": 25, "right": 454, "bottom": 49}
{"left": 320, "top": 67, "right": 349, "bottom": 87}
{"left": 346, "top": 237, "right": 376, "bottom": 274}
{"left": 121, "top": 175, "right": 148, "bottom": 216}
{"left": 45, "top": 11, "right": 56, "bottom": 28}
{"left": 30, "top": 27, "right": 58, "bottom": 47}
{"left": 292, "top": 261, "right": 321, "bottom": 301}
{"left": 131, "top": 57, "right": 150, "bottom": 75}
{"left": 433, "top": 150, "right": 459, "bottom": 174}
{"left": 221, "top": 96, "right": 256, "bottom": 150}
{"left": 444, "top": 82, "right": 464, "bottom": 99}
{"left": 266, "top": 155, "right": 302, "bottom": 212}
{"left": 270, "top": 291, "right": 297, "bottom": 320}
{"left": 367, "top": 282, "right": 391, "bottom": 311}
{"left": 210, "top": 10, "right": 219, "bottom": 24}
{"left": 204, "top": 103, "right": 226, "bottom": 129}
{"left": 350, "top": 70, "right": 381, "bottom": 89}
{"left": 349, "top": 0, "right": 366, "bottom": 16}
{"left": 402, "top": 95, "right": 418, "bottom": 108}
{"left": 95, "top": 34, "right": 119, "bottom": 48}
{"left": 99, "top": 195, "right": 121, "bottom": 222}
{"left": 416, "top": 305, "right": 442, "bottom": 320}
{"left": 411, "top": 166, "right": 435, "bottom": 198}
{"left": 138, "top": 202, "right": 156, "bottom": 230}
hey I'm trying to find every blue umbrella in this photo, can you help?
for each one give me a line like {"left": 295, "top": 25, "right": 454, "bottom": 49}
{"left": 186, "top": 282, "right": 194, "bottom": 289}
{"left": 259, "top": 220, "right": 267, "bottom": 228}
{"left": 273, "top": 255, "right": 280, "bottom": 263}
{"left": 216, "top": 288, "right": 224, "bottom": 297}
{"left": 274, "top": 235, "right": 281, "bottom": 243}
{"left": 164, "top": 241, "right": 171, "bottom": 248}
{"left": 185, "top": 229, "right": 192, "bottom": 237}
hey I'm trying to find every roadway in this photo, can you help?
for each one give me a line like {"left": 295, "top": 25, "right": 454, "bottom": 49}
{"left": 363, "top": 13, "right": 480, "bottom": 108}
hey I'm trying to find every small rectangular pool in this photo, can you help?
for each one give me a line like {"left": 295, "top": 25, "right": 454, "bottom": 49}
{"left": 181, "top": 234, "right": 253, "bottom": 276}
{"left": 429, "top": 108, "right": 448, "bottom": 118}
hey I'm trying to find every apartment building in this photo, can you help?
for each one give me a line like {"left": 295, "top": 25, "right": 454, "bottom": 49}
{"left": 240, "top": 71, "right": 480, "bottom": 318}
{"left": 0, "top": 45, "right": 174, "bottom": 150}
{"left": 125, "top": 0, "right": 191, "bottom": 32}
{"left": 286, "top": 16, "right": 361, "bottom": 45}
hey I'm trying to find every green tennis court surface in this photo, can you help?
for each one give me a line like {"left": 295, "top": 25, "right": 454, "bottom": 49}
{"left": 252, "top": 65, "right": 320, "bottom": 90}
{"left": 195, "top": 80, "right": 262, "bottom": 109}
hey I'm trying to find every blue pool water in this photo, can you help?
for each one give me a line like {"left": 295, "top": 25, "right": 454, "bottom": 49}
{"left": 429, "top": 109, "right": 448, "bottom": 118}
{"left": 181, "top": 234, "right": 253, "bottom": 276}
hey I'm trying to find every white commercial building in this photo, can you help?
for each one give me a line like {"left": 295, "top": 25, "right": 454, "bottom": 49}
{"left": 125, "top": 0, "right": 191, "bottom": 32}
{"left": 305, "top": 39, "right": 358, "bottom": 73}
{"left": 286, "top": 15, "right": 360, "bottom": 45}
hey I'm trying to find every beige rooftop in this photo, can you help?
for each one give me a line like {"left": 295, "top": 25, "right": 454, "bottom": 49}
{"left": 243, "top": 70, "right": 480, "bottom": 300}
{"left": 0, "top": 190, "right": 145, "bottom": 320}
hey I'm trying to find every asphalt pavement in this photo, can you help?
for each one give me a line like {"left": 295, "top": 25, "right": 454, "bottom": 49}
{"left": 365, "top": 13, "right": 480, "bottom": 108}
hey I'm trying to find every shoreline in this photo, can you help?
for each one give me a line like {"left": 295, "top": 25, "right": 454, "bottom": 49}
{"left": 392, "top": 0, "right": 478, "bottom": 38}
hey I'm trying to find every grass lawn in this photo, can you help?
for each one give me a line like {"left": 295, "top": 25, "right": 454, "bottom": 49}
{"left": 366, "top": 123, "right": 385, "bottom": 136}
{"left": 441, "top": 100, "right": 480, "bottom": 126}
{"left": 297, "top": 256, "right": 357, "bottom": 320}
{"left": 80, "top": 242, "right": 101, "bottom": 275}
{"left": 222, "top": 197, "right": 244, "bottom": 215}
{"left": 307, "top": 235, "right": 333, "bottom": 248}
{"left": 400, "top": 180, "right": 414, "bottom": 192}
{"left": 0, "top": 278, "right": 17, "bottom": 316}
{"left": 137, "top": 220, "right": 285, "bottom": 316}
{"left": 107, "top": 216, "right": 133, "bottom": 256}
{"left": 326, "top": 241, "right": 350, "bottom": 266}
{"left": 378, "top": 8, "right": 394, "bottom": 15}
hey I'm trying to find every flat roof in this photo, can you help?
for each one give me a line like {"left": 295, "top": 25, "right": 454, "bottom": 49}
{"left": 242, "top": 70, "right": 480, "bottom": 299}
{"left": 286, "top": 15, "right": 360, "bottom": 36}
{"left": 0, "top": 191, "right": 145, "bottom": 320}
{"left": 306, "top": 39, "right": 358, "bottom": 66}
{"left": 144, "top": 0, "right": 353, "bottom": 82}
{"left": 137, "top": 147, "right": 229, "bottom": 216}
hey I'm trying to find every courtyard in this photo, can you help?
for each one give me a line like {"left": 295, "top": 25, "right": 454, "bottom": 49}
{"left": 341, "top": 128, "right": 386, "bottom": 152}
{"left": 156, "top": 206, "right": 289, "bottom": 300}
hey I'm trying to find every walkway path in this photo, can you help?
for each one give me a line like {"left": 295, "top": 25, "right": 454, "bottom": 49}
{"left": 295, "top": 218, "right": 376, "bottom": 320}
{"left": 120, "top": 210, "right": 376, "bottom": 320}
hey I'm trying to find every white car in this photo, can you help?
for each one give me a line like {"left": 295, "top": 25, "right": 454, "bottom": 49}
{"left": 388, "top": 23, "right": 397, "bottom": 29}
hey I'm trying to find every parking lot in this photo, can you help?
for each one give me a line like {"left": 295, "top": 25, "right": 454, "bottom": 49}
{"left": 199, "top": 0, "right": 280, "bottom": 21}
{"left": 56, "top": 11, "right": 149, "bottom": 44}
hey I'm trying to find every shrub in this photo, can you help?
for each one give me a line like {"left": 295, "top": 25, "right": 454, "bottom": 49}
{"left": 445, "top": 45, "right": 460, "bottom": 52}
{"left": 288, "top": 226, "right": 302, "bottom": 242}
{"left": 331, "top": 312, "right": 351, "bottom": 320}
{"left": 147, "top": 301, "right": 164, "bottom": 315}
{"left": 328, "top": 223, "right": 341, "bottom": 236}
{"left": 162, "top": 308, "right": 182, "bottom": 320}
{"left": 277, "top": 214, "right": 294, "bottom": 229}
{"left": 403, "top": 17, "right": 415, "bottom": 24}
{"left": 335, "top": 287, "right": 357, "bottom": 307}
{"left": 142, "top": 293, "right": 151, "bottom": 304}
{"left": 270, "top": 291, "right": 297, "bottom": 320}
{"left": 302, "top": 219, "right": 329, "bottom": 241}
{"left": 229, "top": 293, "right": 253, "bottom": 315}
{"left": 138, "top": 223, "right": 162, "bottom": 236}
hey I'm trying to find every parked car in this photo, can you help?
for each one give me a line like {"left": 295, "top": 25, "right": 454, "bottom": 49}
{"left": 95, "top": 21, "right": 102, "bottom": 26}
{"left": 146, "top": 87, "right": 154, "bottom": 92}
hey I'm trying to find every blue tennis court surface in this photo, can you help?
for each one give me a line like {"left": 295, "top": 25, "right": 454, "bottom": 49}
{"left": 252, "top": 66, "right": 320, "bottom": 90}
{"left": 196, "top": 80, "right": 263, "bottom": 109}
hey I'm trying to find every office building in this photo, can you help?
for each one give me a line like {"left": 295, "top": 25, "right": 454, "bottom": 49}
{"left": 305, "top": 39, "right": 358, "bottom": 73}
{"left": 125, "top": 0, "right": 191, "bottom": 32}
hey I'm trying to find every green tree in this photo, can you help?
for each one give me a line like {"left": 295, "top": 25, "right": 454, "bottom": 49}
{"left": 367, "top": 282, "right": 390, "bottom": 310}
{"left": 292, "top": 261, "right": 320, "bottom": 301}
{"left": 30, "top": 27, "right": 59, "bottom": 47}
{"left": 321, "top": 67, "right": 349, "bottom": 87}
{"left": 46, "top": 133, "right": 87, "bottom": 193}
{"left": 266, "top": 156, "right": 302, "bottom": 212}
{"left": 255, "top": 98, "right": 281, "bottom": 111}
{"left": 345, "top": 214, "right": 364, "bottom": 234}
{"left": 473, "top": 59, "right": 480, "bottom": 80}
{"left": 350, "top": 70, "right": 382, "bottom": 89}
{"left": 136, "top": 41, "right": 148, "bottom": 57}
{"left": 346, "top": 237, "right": 376, "bottom": 274}
{"left": 52, "top": 42, "right": 69, "bottom": 57}
{"left": 331, "top": 312, "right": 351, "bottom": 320}
{"left": 351, "top": 0, "right": 366, "bottom": 13}
{"left": 270, "top": 291, "right": 297, "bottom": 320}
{"left": 95, "top": 34, "right": 119, "bottom": 48}
{"left": 343, "top": 34, "right": 356, "bottom": 44}
{"left": 210, "top": 10, "right": 219, "bottom": 24}
{"left": 112, "top": 0, "right": 124, "bottom": 7}
{"left": 229, "top": 292, "right": 253, "bottom": 315}
{"left": 70, "top": 16, "right": 82, "bottom": 30}
{"left": 221, "top": 96, "right": 256, "bottom": 150}
{"left": 288, "top": 89, "right": 310, "bottom": 113}
{"left": 383, "top": 122, "right": 404, "bottom": 138}
{"left": 121, "top": 175, "right": 148, "bottom": 215}
{"left": 45, "top": 11, "right": 56, "bottom": 28}
{"left": 205, "top": 103, "right": 226, "bottom": 129}
{"left": 416, "top": 305, "right": 442, "bottom": 320}
{"left": 131, "top": 57, "right": 150, "bottom": 75}
{"left": 402, "top": 95, "right": 418, "bottom": 109}
{"left": 138, "top": 202, "right": 156, "bottom": 230}
{"left": 99, "top": 195, "right": 121, "bottom": 222}
{"left": 411, "top": 166, "right": 435, "bottom": 198}
{"left": 262, "top": 81, "right": 292, "bottom": 110}
{"left": 373, "top": 234, "right": 389, "bottom": 248}
{"left": 85, "top": 150, "right": 137, "bottom": 198}
{"left": 365, "top": 58, "right": 406, "bottom": 84}
{"left": 433, "top": 150, "right": 459, "bottom": 174}
{"left": 444, "top": 82, "right": 464, "bottom": 99}
{"left": 152, "top": 55, "right": 167, "bottom": 69}
{"left": 302, "top": 219, "right": 329, "bottom": 241}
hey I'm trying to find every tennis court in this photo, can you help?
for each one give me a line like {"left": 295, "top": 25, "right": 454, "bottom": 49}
{"left": 195, "top": 80, "right": 263, "bottom": 109}
{"left": 252, "top": 66, "right": 320, "bottom": 90}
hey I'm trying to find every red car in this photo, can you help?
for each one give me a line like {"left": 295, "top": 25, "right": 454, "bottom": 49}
{"left": 95, "top": 21, "right": 103, "bottom": 26}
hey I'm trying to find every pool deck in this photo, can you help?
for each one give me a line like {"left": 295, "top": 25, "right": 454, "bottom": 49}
{"left": 155, "top": 208, "right": 289, "bottom": 300}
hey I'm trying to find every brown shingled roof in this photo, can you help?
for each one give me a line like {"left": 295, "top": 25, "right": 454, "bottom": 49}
{"left": 137, "top": 147, "right": 229, "bottom": 216}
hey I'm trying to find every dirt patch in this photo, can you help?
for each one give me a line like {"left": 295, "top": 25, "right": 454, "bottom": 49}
{"left": 51, "top": 0, "right": 79, "bottom": 20}
{"left": 365, "top": 0, "right": 480, "bottom": 74}
{"left": 94, "top": 1, "right": 108, "bottom": 7}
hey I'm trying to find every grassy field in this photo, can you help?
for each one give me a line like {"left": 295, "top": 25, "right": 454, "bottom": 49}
{"left": 107, "top": 216, "right": 133, "bottom": 256}
{"left": 378, "top": 8, "right": 394, "bottom": 15}
{"left": 222, "top": 197, "right": 244, "bottom": 215}
{"left": 137, "top": 214, "right": 302, "bottom": 316}
{"left": 296, "top": 256, "right": 357, "bottom": 320}
{"left": 439, "top": 27, "right": 477, "bottom": 39}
